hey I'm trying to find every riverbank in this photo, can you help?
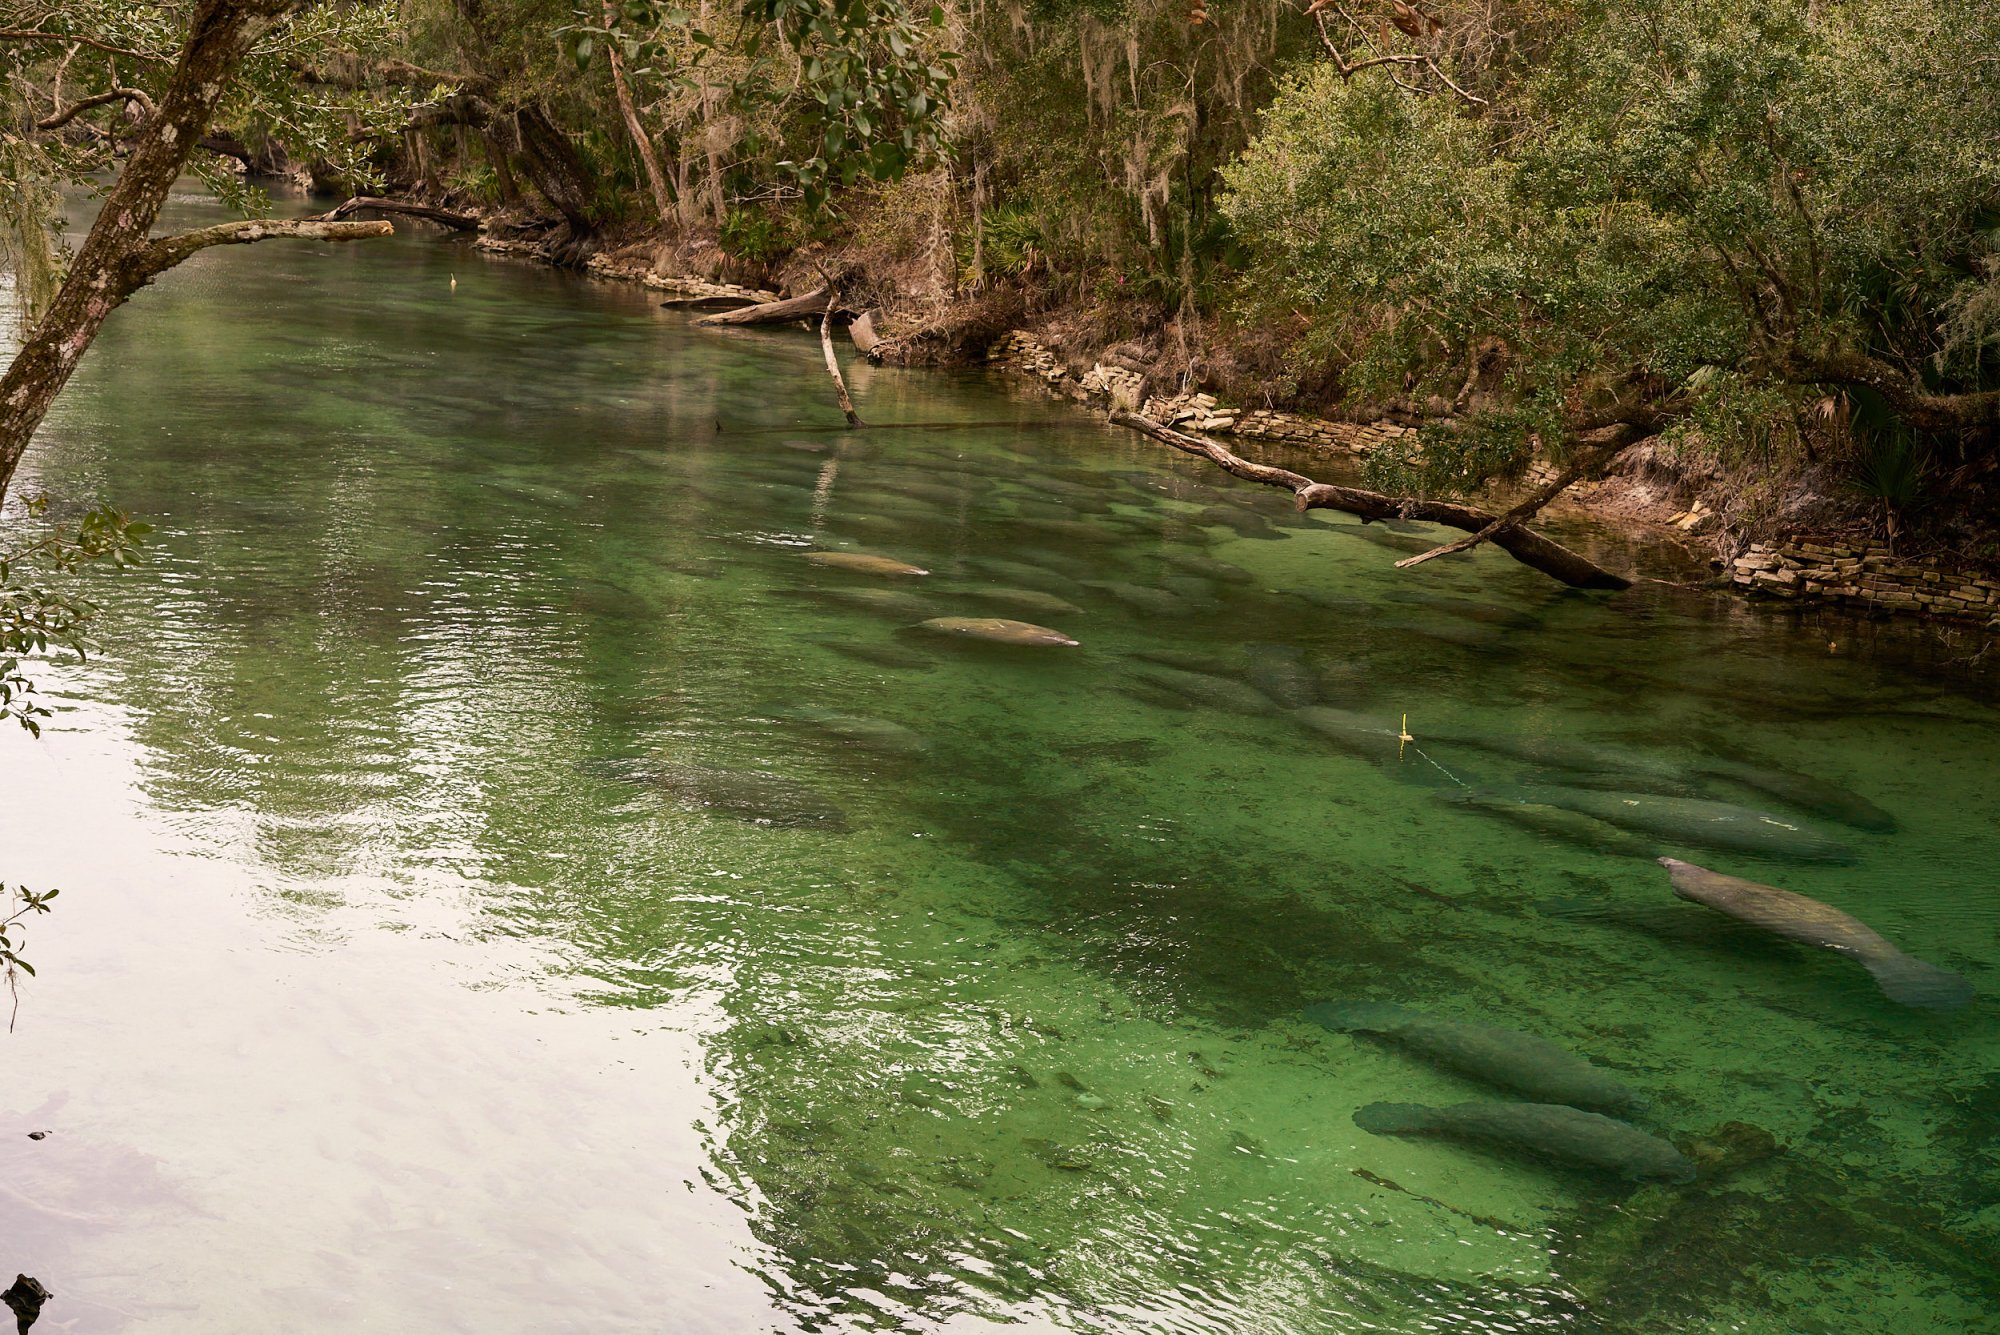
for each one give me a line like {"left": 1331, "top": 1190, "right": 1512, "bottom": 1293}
{"left": 455, "top": 214, "right": 2000, "bottom": 639}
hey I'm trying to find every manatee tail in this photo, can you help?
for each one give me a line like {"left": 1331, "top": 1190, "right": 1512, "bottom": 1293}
{"left": 1303, "top": 1000, "right": 1415, "bottom": 1034}
{"left": 1353, "top": 1102, "right": 1438, "bottom": 1137}
{"left": 1863, "top": 953, "right": 1974, "bottom": 1011}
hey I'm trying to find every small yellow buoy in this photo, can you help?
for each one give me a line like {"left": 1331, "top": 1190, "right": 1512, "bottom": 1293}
{"left": 1398, "top": 713, "right": 1415, "bottom": 760}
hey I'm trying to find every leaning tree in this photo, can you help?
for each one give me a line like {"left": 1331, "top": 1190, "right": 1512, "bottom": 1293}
{"left": 0, "top": 0, "right": 441, "bottom": 503}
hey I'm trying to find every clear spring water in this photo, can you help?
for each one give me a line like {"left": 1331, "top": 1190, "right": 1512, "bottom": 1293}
{"left": 1, "top": 198, "right": 1996, "bottom": 1333}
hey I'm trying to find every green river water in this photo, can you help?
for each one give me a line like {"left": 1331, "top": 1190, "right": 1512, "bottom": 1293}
{"left": 2, "top": 196, "right": 1997, "bottom": 1333}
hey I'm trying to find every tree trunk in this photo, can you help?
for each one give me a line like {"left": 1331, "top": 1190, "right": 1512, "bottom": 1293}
{"left": 1109, "top": 411, "right": 1631, "bottom": 590}
{"left": 694, "top": 288, "right": 833, "bottom": 326}
{"left": 604, "top": 0, "right": 675, "bottom": 226}
{"left": 0, "top": 0, "right": 308, "bottom": 502}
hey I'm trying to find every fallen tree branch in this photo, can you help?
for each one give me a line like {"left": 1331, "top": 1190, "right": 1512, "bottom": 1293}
{"left": 37, "top": 86, "right": 155, "bottom": 129}
{"left": 127, "top": 218, "right": 395, "bottom": 286}
{"left": 1394, "top": 429, "right": 1638, "bottom": 570}
{"left": 695, "top": 287, "right": 832, "bottom": 327}
{"left": 312, "top": 195, "right": 479, "bottom": 231}
{"left": 1109, "top": 410, "right": 1631, "bottom": 590}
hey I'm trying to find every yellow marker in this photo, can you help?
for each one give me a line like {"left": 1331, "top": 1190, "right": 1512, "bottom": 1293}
{"left": 1398, "top": 713, "right": 1415, "bottom": 760}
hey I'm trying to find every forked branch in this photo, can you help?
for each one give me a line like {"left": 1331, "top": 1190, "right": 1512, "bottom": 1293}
{"left": 1109, "top": 410, "right": 1631, "bottom": 590}
{"left": 37, "top": 86, "right": 156, "bottom": 130}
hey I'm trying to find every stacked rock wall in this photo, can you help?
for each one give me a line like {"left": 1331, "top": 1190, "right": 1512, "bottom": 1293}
{"left": 1732, "top": 542, "right": 2000, "bottom": 624}
{"left": 987, "top": 330, "right": 1415, "bottom": 459}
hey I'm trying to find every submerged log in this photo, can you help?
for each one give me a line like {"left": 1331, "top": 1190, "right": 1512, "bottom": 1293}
{"left": 695, "top": 287, "right": 832, "bottom": 327}
{"left": 313, "top": 196, "right": 479, "bottom": 231}
{"left": 1109, "top": 410, "right": 1630, "bottom": 590}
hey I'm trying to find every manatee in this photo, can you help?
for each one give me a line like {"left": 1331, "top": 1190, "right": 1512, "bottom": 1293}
{"left": 1162, "top": 551, "right": 1255, "bottom": 584}
{"left": 631, "top": 763, "right": 851, "bottom": 831}
{"left": 1486, "top": 786, "right": 1859, "bottom": 863}
{"left": 1292, "top": 705, "right": 1403, "bottom": 757}
{"left": 1694, "top": 758, "right": 1898, "bottom": 833}
{"left": 797, "top": 586, "right": 937, "bottom": 620}
{"left": 823, "top": 513, "right": 922, "bottom": 543}
{"left": 919, "top": 617, "right": 1080, "bottom": 647}
{"left": 1306, "top": 1001, "right": 1644, "bottom": 1112}
{"left": 1196, "top": 504, "right": 1284, "bottom": 540}
{"left": 1132, "top": 648, "right": 1246, "bottom": 677}
{"left": 814, "top": 640, "right": 934, "bottom": 671}
{"left": 1083, "top": 581, "right": 1199, "bottom": 617}
{"left": 958, "top": 586, "right": 1086, "bottom": 619}
{"left": 1425, "top": 730, "right": 1690, "bottom": 785}
{"left": 867, "top": 478, "right": 976, "bottom": 507}
{"left": 966, "top": 557, "right": 1083, "bottom": 594}
{"left": 1447, "top": 792, "right": 1658, "bottom": 858}
{"left": 1124, "top": 473, "right": 1229, "bottom": 506}
{"left": 1128, "top": 665, "right": 1273, "bottom": 715}
{"left": 1353, "top": 1101, "right": 1695, "bottom": 1184}
{"left": 776, "top": 705, "right": 930, "bottom": 755}
{"left": 1244, "top": 643, "right": 1317, "bottom": 709}
{"left": 806, "top": 551, "right": 931, "bottom": 577}
{"left": 1007, "top": 517, "right": 1121, "bottom": 546}
{"left": 1012, "top": 546, "right": 1098, "bottom": 579}
{"left": 1656, "top": 858, "right": 1971, "bottom": 1010}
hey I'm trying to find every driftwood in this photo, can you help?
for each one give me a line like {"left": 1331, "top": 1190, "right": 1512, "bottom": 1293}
{"left": 313, "top": 196, "right": 479, "bottom": 232}
{"left": 659, "top": 294, "right": 762, "bottom": 310}
{"left": 1109, "top": 410, "right": 1630, "bottom": 590}
{"left": 695, "top": 287, "right": 831, "bottom": 327}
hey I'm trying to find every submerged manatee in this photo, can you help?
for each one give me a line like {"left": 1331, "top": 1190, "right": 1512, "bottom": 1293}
{"left": 814, "top": 639, "right": 934, "bottom": 671}
{"left": 1353, "top": 1101, "right": 1695, "bottom": 1184}
{"left": 1128, "top": 665, "right": 1273, "bottom": 715}
{"left": 967, "top": 557, "right": 1083, "bottom": 594}
{"left": 958, "top": 586, "right": 1086, "bottom": 619}
{"left": 1292, "top": 705, "right": 1404, "bottom": 757}
{"left": 1196, "top": 504, "right": 1284, "bottom": 540}
{"left": 806, "top": 551, "right": 931, "bottom": 577}
{"left": 797, "top": 586, "right": 938, "bottom": 619}
{"left": 1657, "top": 858, "right": 1971, "bottom": 1010}
{"left": 1083, "top": 581, "right": 1203, "bottom": 618}
{"left": 632, "top": 763, "right": 851, "bottom": 831}
{"left": 1163, "top": 551, "right": 1255, "bottom": 585}
{"left": 919, "top": 617, "right": 1080, "bottom": 647}
{"left": 1426, "top": 729, "right": 1690, "bottom": 786}
{"left": 1307, "top": 1001, "right": 1644, "bottom": 1112}
{"left": 775, "top": 705, "right": 930, "bottom": 755}
{"left": 1448, "top": 792, "right": 1658, "bottom": 858}
{"left": 1244, "top": 643, "right": 1318, "bottom": 709}
{"left": 1488, "top": 786, "right": 1859, "bottom": 863}
{"left": 1694, "top": 758, "right": 1898, "bottom": 833}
